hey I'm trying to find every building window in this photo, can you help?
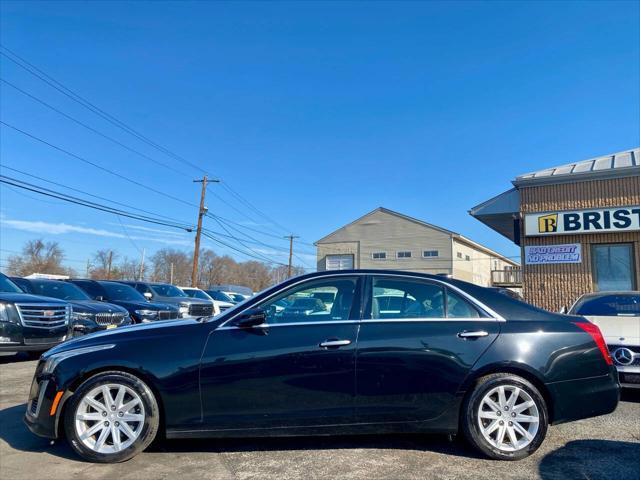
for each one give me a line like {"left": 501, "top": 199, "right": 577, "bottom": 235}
{"left": 325, "top": 254, "right": 354, "bottom": 271}
{"left": 396, "top": 251, "right": 412, "bottom": 259}
{"left": 465, "top": 255, "right": 471, "bottom": 261}
{"left": 592, "top": 244, "right": 636, "bottom": 291}
{"left": 371, "top": 252, "right": 387, "bottom": 260}
{"left": 423, "top": 250, "right": 439, "bottom": 258}
{"left": 457, "top": 252, "right": 463, "bottom": 259}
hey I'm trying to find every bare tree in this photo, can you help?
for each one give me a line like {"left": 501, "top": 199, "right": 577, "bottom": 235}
{"left": 6, "top": 239, "right": 70, "bottom": 276}
{"left": 89, "top": 249, "right": 120, "bottom": 279}
{"left": 150, "top": 248, "right": 192, "bottom": 285}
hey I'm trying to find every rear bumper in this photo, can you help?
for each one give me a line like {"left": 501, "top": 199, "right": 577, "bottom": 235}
{"left": 547, "top": 367, "right": 620, "bottom": 425}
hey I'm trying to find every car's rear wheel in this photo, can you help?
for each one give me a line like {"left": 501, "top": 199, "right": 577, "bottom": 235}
{"left": 462, "top": 373, "right": 548, "bottom": 460}
{"left": 64, "top": 371, "right": 159, "bottom": 463}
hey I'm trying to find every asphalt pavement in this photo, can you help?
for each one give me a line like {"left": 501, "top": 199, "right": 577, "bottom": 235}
{"left": 1, "top": 352, "right": 638, "bottom": 480}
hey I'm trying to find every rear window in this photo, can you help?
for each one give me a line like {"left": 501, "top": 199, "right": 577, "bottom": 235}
{"left": 572, "top": 294, "right": 640, "bottom": 317}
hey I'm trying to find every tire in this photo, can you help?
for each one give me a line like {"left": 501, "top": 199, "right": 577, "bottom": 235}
{"left": 63, "top": 371, "right": 159, "bottom": 463}
{"left": 461, "top": 373, "right": 549, "bottom": 460}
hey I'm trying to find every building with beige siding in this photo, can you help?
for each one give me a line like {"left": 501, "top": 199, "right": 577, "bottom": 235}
{"left": 470, "top": 147, "right": 640, "bottom": 312}
{"left": 315, "top": 207, "right": 520, "bottom": 288}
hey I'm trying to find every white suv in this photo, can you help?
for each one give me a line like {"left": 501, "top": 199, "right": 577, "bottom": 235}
{"left": 569, "top": 291, "right": 640, "bottom": 388}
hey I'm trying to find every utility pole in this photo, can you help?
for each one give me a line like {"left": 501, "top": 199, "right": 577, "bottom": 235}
{"left": 191, "top": 176, "right": 219, "bottom": 287}
{"left": 106, "top": 250, "right": 113, "bottom": 279}
{"left": 170, "top": 262, "right": 174, "bottom": 284}
{"left": 284, "top": 235, "right": 299, "bottom": 278}
{"left": 138, "top": 248, "right": 145, "bottom": 281}
{"left": 85, "top": 259, "right": 90, "bottom": 278}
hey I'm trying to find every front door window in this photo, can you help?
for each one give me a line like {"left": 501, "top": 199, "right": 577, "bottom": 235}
{"left": 592, "top": 244, "right": 636, "bottom": 291}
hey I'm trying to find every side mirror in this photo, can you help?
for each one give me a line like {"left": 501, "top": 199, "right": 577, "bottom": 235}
{"left": 143, "top": 292, "right": 153, "bottom": 300}
{"left": 235, "top": 308, "right": 267, "bottom": 328}
{"left": 95, "top": 296, "right": 105, "bottom": 302}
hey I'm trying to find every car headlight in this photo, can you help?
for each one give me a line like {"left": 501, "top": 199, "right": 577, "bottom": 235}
{"left": 71, "top": 312, "right": 93, "bottom": 321}
{"left": 42, "top": 344, "right": 115, "bottom": 374}
{"left": 179, "top": 304, "right": 189, "bottom": 316}
{"left": 134, "top": 309, "right": 158, "bottom": 318}
{"left": 0, "top": 303, "right": 9, "bottom": 322}
{"left": 0, "top": 303, "right": 19, "bottom": 323}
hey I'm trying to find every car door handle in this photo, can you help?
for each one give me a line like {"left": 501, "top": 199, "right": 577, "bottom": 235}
{"left": 457, "top": 330, "right": 489, "bottom": 339}
{"left": 319, "top": 339, "right": 352, "bottom": 348}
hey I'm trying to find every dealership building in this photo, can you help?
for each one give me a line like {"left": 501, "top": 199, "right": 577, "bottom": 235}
{"left": 470, "top": 148, "right": 639, "bottom": 311}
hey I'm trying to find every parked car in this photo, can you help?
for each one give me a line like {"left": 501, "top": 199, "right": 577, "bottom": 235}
{"left": 568, "top": 291, "right": 639, "bottom": 389}
{"left": 207, "top": 286, "right": 252, "bottom": 303}
{"left": 201, "top": 289, "right": 235, "bottom": 312}
{"left": 118, "top": 281, "right": 214, "bottom": 318}
{"left": 25, "top": 270, "right": 619, "bottom": 463}
{"left": 0, "top": 273, "right": 71, "bottom": 355}
{"left": 179, "top": 287, "right": 228, "bottom": 316}
{"left": 67, "top": 279, "right": 180, "bottom": 323}
{"left": 11, "top": 277, "right": 131, "bottom": 336}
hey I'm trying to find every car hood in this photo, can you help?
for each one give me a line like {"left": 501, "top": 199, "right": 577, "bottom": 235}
{"left": 111, "top": 300, "right": 178, "bottom": 311}
{"left": 0, "top": 292, "right": 68, "bottom": 304}
{"left": 586, "top": 315, "right": 640, "bottom": 345}
{"left": 44, "top": 317, "right": 199, "bottom": 356}
{"left": 155, "top": 296, "right": 210, "bottom": 305}
{"left": 68, "top": 300, "right": 128, "bottom": 314}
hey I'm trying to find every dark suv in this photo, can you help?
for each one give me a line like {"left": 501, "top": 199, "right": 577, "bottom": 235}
{"left": 117, "top": 281, "right": 214, "bottom": 318}
{"left": 67, "top": 279, "right": 180, "bottom": 323}
{"left": 12, "top": 277, "right": 131, "bottom": 336}
{"left": 0, "top": 273, "right": 71, "bottom": 354}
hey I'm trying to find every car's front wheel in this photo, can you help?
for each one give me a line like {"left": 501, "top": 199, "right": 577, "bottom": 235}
{"left": 462, "top": 373, "right": 548, "bottom": 460}
{"left": 64, "top": 371, "right": 159, "bottom": 463}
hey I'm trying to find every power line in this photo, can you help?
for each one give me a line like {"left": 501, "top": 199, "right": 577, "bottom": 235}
{"left": 0, "top": 121, "right": 198, "bottom": 208}
{"left": 0, "top": 78, "right": 190, "bottom": 178}
{"left": 0, "top": 164, "right": 190, "bottom": 225}
{"left": 0, "top": 175, "right": 194, "bottom": 232}
{"left": 0, "top": 45, "right": 206, "bottom": 175}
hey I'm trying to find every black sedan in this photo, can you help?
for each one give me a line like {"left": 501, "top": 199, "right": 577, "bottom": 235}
{"left": 11, "top": 278, "right": 132, "bottom": 335}
{"left": 67, "top": 279, "right": 180, "bottom": 323}
{"left": 24, "top": 270, "right": 619, "bottom": 463}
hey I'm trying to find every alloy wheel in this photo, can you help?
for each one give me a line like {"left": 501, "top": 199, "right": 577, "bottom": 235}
{"left": 477, "top": 385, "right": 540, "bottom": 452}
{"left": 74, "top": 383, "right": 145, "bottom": 454}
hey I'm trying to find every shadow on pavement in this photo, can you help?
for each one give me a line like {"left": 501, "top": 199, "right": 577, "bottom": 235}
{"left": 0, "top": 403, "right": 78, "bottom": 461}
{"left": 539, "top": 439, "right": 640, "bottom": 480}
{"left": 150, "top": 433, "right": 485, "bottom": 458}
{"left": 621, "top": 388, "right": 640, "bottom": 403}
{"left": 0, "top": 352, "right": 39, "bottom": 365}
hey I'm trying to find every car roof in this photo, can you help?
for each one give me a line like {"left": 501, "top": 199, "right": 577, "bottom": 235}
{"left": 577, "top": 291, "right": 640, "bottom": 300}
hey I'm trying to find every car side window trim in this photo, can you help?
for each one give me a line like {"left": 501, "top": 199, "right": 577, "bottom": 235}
{"left": 218, "top": 273, "right": 366, "bottom": 328}
{"left": 362, "top": 274, "right": 504, "bottom": 322}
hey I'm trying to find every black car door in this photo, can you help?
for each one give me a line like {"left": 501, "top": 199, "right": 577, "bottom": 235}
{"left": 356, "top": 274, "right": 501, "bottom": 424}
{"left": 199, "top": 274, "right": 362, "bottom": 431}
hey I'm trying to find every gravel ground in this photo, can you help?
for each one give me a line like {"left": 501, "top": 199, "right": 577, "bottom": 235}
{"left": 1, "top": 352, "right": 638, "bottom": 480}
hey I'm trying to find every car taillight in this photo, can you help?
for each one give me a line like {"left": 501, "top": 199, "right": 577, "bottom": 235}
{"left": 574, "top": 322, "right": 613, "bottom": 366}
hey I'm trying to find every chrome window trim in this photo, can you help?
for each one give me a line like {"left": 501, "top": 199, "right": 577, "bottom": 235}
{"left": 218, "top": 272, "right": 505, "bottom": 329}
{"left": 217, "top": 320, "right": 360, "bottom": 331}
{"left": 361, "top": 318, "right": 498, "bottom": 323}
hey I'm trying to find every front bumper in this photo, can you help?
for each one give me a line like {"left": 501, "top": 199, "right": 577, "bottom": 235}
{"left": 547, "top": 367, "right": 620, "bottom": 425}
{"left": 24, "top": 370, "right": 63, "bottom": 439}
{"left": 0, "top": 322, "right": 69, "bottom": 352}
{"left": 616, "top": 365, "right": 640, "bottom": 389}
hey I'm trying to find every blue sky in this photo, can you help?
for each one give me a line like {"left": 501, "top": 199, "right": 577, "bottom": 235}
{"left": 1, "top": 1, "right": 639, "bottom": 273}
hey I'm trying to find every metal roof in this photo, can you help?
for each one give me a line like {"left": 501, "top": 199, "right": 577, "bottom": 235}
{"left": 514, "top": 147, "right": 640, "bottom": 186}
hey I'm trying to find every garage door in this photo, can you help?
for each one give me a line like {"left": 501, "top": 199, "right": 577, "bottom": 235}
{"left": 326, "top": 254, "right": 354, "bottom": 270}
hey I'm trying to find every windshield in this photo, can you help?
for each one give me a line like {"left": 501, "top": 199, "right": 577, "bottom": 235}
{"left": 101, "top": 282, "right": 147, "bottom": 302}
{"left": 0, "top": 274, "right": 23, "bottom": 293}
{"left": 184, "top": 289, "right": 211, "bottom": 300}
{"left": 206, "top": 290, "right": 234, "bottom": 302}
{"left": 573, "top": 294, "right": 640, "bottom": 317}
{"left": 229, "top": 293, "right": 247, "bottom": 302}
{"left": 31, "top": 281, "right": 90, "bottom": 301}
{"left": 150, "top": 284, "right": 187, "bottom": 297}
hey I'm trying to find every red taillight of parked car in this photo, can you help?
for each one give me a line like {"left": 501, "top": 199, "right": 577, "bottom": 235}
{"left": 574, "top": 322, "right": 613, "bottom": 366}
